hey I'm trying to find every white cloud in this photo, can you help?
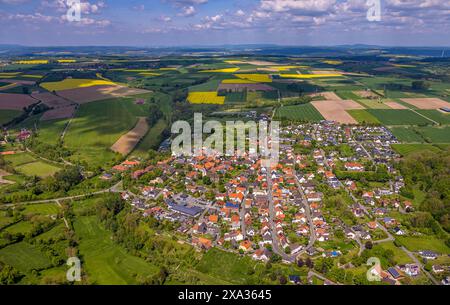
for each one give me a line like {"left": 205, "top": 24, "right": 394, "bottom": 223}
{"left": 178, "top": 5, "right": 196, "bottom": 17}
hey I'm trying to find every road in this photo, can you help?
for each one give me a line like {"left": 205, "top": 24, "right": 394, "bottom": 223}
{"left": 1, "top": 180, "right": 123, "bottom": 207}
{"left": 293, "top": 171, "right": 317, "bottom": 257}
{"left": 266, "top": 169, "right": 295, "bottom": 263}
{"left": 308, "top": 270, "right": 341, "bottom": 285}
{"left": 401, "top": 246, "right": 440, "bottom": 285}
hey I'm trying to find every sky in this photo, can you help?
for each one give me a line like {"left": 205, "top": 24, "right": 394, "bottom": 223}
{"left": 0, "top": 0, "right": 449, "bottom": 47}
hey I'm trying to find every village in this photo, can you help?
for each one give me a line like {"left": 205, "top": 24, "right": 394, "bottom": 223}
{"left": 109, "top": 121, "right": 449, "bottom": 285}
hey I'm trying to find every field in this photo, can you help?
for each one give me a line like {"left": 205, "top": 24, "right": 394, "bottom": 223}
{"left": 187, "top": 92, "right": 225, "bottom": 104}
{"left": 347, "top": 110, "right": 381, "bottom": 124}
{"left": 55, "top": 85, "right": 149, "bottom": 104}
{"left": 16, "top": 161, "right": 61, "bottom": 178}
{"left": 389, "top": 127, "right": 424, "bottom": 142}
{"left": 397, "top": 235, "right": 450, "bottom": 253}
{"left": 40, "top": 78, "right": 117, "bottom": 91}
{"left": 235, "top": 74, "right": 272, "bottom": 83}
{"left": 366, "top": 109, "right": 433, "bottom": 125}
{"left": 374, "top": 242, "right": 413, "bottom": 265}
{"left": 357, "top": 99, "right": 390, "bottom": 109}
{"left": 110, "top": 117, "right": 149, "bottom": 156}
{"left": 400, "top": 98, "right": 450, "bottom": 109}
{"left": 275, "top": 103, "right": 324, "bottom": 122}
{"left": 3, "top": 153, "right": 36, "bottom": 167}
{"left": 0, "top": 242, "right": 53, "bottom": 272}
{"left": 312, "top": 99, "right": 364, "bottom": 124}
{"left": 416, "top": 110, "right": 450, "bottom": 125}
{"left": 416, "top": 126, "right": 450, "bottom": 143}
{"left": 0, "top": 109, "right": 21, "bottom": 125}
{"left": 22, "top": 203, "right": 59, "bottom": 216}
{"left": 279, "top": 73, "right": 342, "bottom": 79}
{"left": 391, "top": 144, "right": 443, "bottom": 156}
{"left": 200, "top": 68, "right": 240, "bottom": 73}
{"left": 132, "top": 119, "right": 167, "bottom": 157}
{"left": 41, "top": 105, "right": 76, "bottom": 121}
{"left": 64, "top": 98, "right": 146, "bottom": 166}
{"left": 74, "top": 216, "right": 159, "bottom": 284}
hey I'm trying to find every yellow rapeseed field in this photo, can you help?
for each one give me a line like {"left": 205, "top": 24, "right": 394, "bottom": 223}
{"left": 22, "top": 75, "right": 43, "bottom": 78}
{"left": 322, "top": 60, "right": 343, "bottom": 65}
{"left": 159, "top": 68, "right": 177, "bottom": 71}
{"left": 138, "top": 72, "right": 161, "bottom": 76}
{"left": 200, "top": 67, "right": 240, "bottom": 73}
{"left": 57, "top": 59, "right": 77, "bottom": 63}
{"left": 14, "top": 60, "right": 49, "bottom": 65}
{"left": 235, "top": 74, "right": 272, "bottom": 83}
{"left": 224, "top": 60, "right": 246, "bottom": 64}
{"left": 187, "top": 92, "right": 225, "bottom": 104}
{"left": 279, "top": 74, "right": 342, "bottom": 79}
{"left": 41, "top": 78, "right": 117, "bottom": 91}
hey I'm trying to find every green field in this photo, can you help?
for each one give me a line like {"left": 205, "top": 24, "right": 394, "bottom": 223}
{"left": 357, "top": 99, "right": 390, "bottom": 109}
{"left": 225, "top": 91, "right": 247, "bottom": 103}
{"left": 390, "top": 127, "right": 424, "bottom": 143}
{"left": 16, "top": 161, "right": 61, "bottom": 178}
{"left": 391, "top": 144, "right": 443, "bottom": 156}
{"left": 37, "top": 119, "right": 70, "bottom": 145}
{"left": 0, "top": 242, "right": 53, "bottom": 272}
{"left": 415, "top": 126, "right": 450, "bottom": 143}
{"left": 374, "top": 242, "right": 413, "bottom": 265}
{"left": 3, "top": 153, "right": 36, "bottom": 167}
{"left": 367, "top": 109, "right": 433, "bottom": 125}
{"left": 347, "top": 109, "right": 381, "bottom": 124}
{"left": 0, "top": 109, "right": 21, "bottom": 125}
{"left": 64, "top": 98, "right": 147, "bottom": 167}
{"left": 416, "top": 110, "right": 450, "bottom": 125}
{"left": 275, "top": 103, "right": 324, "bottom": 122}
{"left": 396, "top": 236, "right": 450, "bottom": 253}
{"left": 74, "top": 216, "right": 159, "bottom": 284}
{"left": 132, "top": 119, "right": 167, "bottom": 157}
{"left": 22, "top": 203, "right": 59, "bottom": 216}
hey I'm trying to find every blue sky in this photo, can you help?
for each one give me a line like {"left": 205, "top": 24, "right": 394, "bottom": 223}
{"left": 1, "top": 0, "right": 449, "bottom": 46}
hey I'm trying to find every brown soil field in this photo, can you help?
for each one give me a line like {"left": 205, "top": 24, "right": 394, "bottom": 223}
{"left": 354, "top": 90, "right": 379, "bottom": 99}
{"left": 400, "top": 98, "right": 450, "bottom": 109}
{"left": 111, "top": 117, "right": 149, "bottom": 156}
{"left": 312, "top": 99, "right": 364, "bottom": 124}
{"left": 31, "top": 92, "right": 73, "bottom": 108}
{"left": 311, "top": 70, "right": 339, "bottom": 75}
{"left": 0, "top": 93, "right": 37, "bottom": 110}
{"left": 0, "top": 169, "right": 14, "bottom": 185}
{"left": 56, "top": 85, "right": 150, "bottom": 104}
{"left": 41, "top": 105, "right": 76, "bottom": 121}
{"left": 244, "top": 60, "right": 280, "bottom": 66}
{"left": 385, "top": 101, "right": 408, "bottom": 109}
{"left": 218, "top": 83, "right": 275, "bottom": 92}
{"left": 310, "top": 91, "right": 342, "bottom": 101}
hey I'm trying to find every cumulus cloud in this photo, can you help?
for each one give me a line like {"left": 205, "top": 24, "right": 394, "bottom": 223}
{"left": 178, "top": 5, "right": 196, "bottom": 17}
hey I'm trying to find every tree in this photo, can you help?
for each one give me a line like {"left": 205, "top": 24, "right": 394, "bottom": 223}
{"left": 365, "top": 241, "right": 373, "bottom": 250}
{"left": 411, "top": 80, "right": 430, "bottom": 91}
{"left": 297, "top": 258, "right": 304, "bottom": 268}
{"left": 279, "top": 275, "right": 287, "bottom": 285}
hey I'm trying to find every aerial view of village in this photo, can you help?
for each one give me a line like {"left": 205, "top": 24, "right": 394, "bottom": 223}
{"left": 0, "top": 0, "right": 449, "bottom": 289}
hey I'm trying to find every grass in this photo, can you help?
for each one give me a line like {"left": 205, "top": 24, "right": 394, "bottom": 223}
{"left": 0, "top": 109, "right": 21, "bottom": 125}
{"left": 347, "top": 109, "right": 381, "bottom": 124}
{"left": 391, "top": 144, "right": 443, "bottom": 156}
{"left": 396, "top": 236, "right": 450, "bottom": 253}
{"left": 196, "top": 248, "right": 262, "bottom": 284}
{"left": 389, "top": 127, "right": 424, "bottom": 143}
{"left": 74, "top": 216, "right": 159, "bottom": 284}
{"left": 0, "top": 242, "right": 53, "bottom": 272}
{"left": 366, "top": 109, "right": 433, "bottom": 125}
{"left": 187, "top": 92, "right": 225, "bottom": 104}
{"left": 374, "top": 242, "right": 413, "bottom": 265}
{"left": 275, "top": 103, "right": 324, "bottom": 122}
{"left": 132, "top": 119, "right": 167, "bottom": 157}
{"left": 415, "top": 110, "right": 450, "bottom": 125}
{"left": 3, "top": 153, "right": 36, "bottom": 166}
{"left": 357, "top": 99, "right": 391, "bottom": 109}
{"left": 36, "top": 119, "right": 70, "bottom": 145}
{"left": 40, "top": 78, "right": 117, "bottom": 91}
{"left": 189, "top": 79, "right": 221, "bottom": 92}
{"left": 16, "top": 161, "right": 61, "bottom": 178}
{"left": 225, "top": 91, "right": 247, "bottom": 103}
